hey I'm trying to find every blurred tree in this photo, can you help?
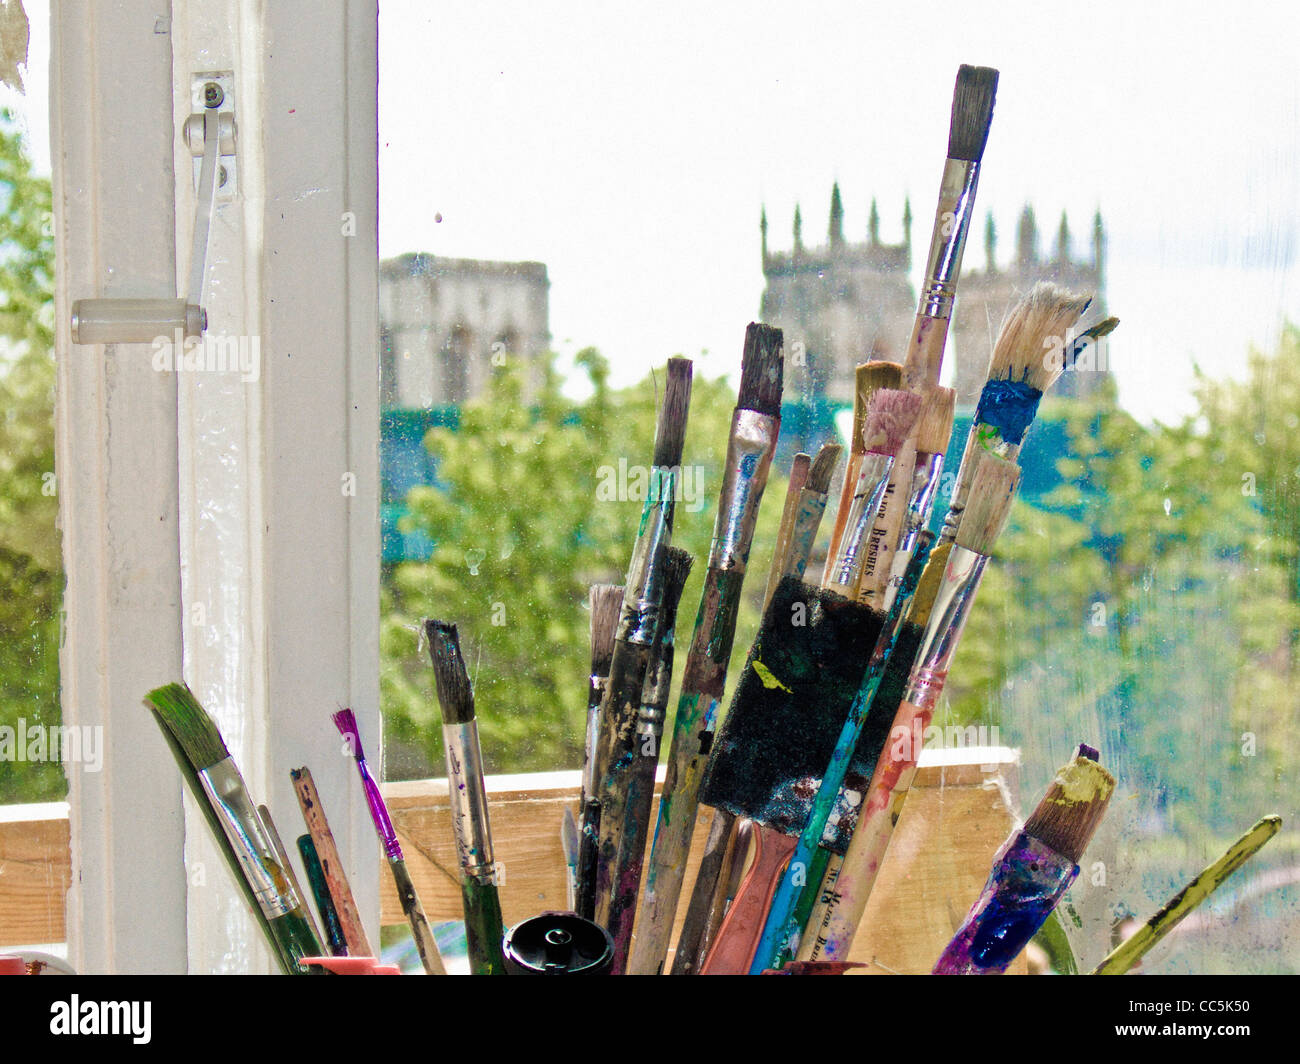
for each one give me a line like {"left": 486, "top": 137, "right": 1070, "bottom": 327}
{"left": 0, "top": 108, "right": 61, "bottom": 804}
{"left": 380, "top": 347, "right": 787, "bottom": 775}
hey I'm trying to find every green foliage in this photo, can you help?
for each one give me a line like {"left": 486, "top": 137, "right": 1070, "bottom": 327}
{"left": 0, "top": 109, "right": 61, "bottom": 804}
{"left": 380, "top": 349, "right": 786, "bottom": 776}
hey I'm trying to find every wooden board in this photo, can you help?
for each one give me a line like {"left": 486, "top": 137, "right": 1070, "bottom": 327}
{"left": 0, "top": 751, "right": 1022, "bottom": 973}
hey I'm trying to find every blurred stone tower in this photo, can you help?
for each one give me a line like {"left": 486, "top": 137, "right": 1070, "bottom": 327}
{"left": 759, "top": 185, "right": 1107, "bottom": 412}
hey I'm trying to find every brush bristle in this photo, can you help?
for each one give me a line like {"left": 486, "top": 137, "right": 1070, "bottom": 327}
{"left": 862, "top": 388, "right": 923, "bottom": 456}
{"left": 425, "top": 619, "right": 476, "bottom": 724}
{"left": 853, "top": 362, "right": 903, "bottom": 453}
{"left": 737, "top": 323, "right": 784, "bottom": 417}
{"left": 987, "top": 282, "right": 1095, "bottom": 393}
{"left": 1022, "top": 747, "right": 1116, "bottom": 863}
{"left": 947, "top": 65, "right": 999, "bottom": 162}
{"left": 955, "top": 452, "right": 1020, "bottom": 555}
{"left": 663, "top": 546, "right": 695, "bottom": 600}
{"left": 807, "top": 442, "right": 842, "bottom": 494}
{"left": 145, "top": 682, "right": 230, "bottom": 772}
{"left": 332, "top": 708, "right": 364, "bottom": 757}
{"left": 589, "top": 585, "right": 623, "bottom": 677}
{"left": 653, "top": 357, "right": 694, "bottom": 468}
{"left": 916, "top": 387, "right": 956, "bottom": 456}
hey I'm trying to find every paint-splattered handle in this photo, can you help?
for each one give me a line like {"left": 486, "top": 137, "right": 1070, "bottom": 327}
{"left": 806, "top": 699, "right": 931, "bottom": 961}
{"left": 462, "top": 877, "right": 508, "bottom": 976}
{"left": 391, "top": 857, "right": 448, "bottom": 975}
{"left": 932, "top": 832, "right": 1076, "bottom": 975}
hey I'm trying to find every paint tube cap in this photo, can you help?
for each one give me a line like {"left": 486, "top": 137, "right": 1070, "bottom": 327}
{"left": 502, "top": 911, "right": 614, "bottom": 975}
{"left": 0, "top": 956, "right": 26, "bottom": 975}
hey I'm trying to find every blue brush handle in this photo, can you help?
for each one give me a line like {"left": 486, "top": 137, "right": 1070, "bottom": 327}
{"left": 750, "top": 534, "right": 934, "bottom": 973}
{"left": 932, "top": 831, "right": 1077, "bottom": 974}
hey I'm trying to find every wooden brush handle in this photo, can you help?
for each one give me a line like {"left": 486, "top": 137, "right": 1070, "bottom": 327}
{"left": 390, "top": 857, "right": 449, "bottom": 975}
{"left": 822, "top": 452, "right": 863, "bottom": 584}
{"left": 901, "top": 314, "right": 951, "bottom": 392}
{"left": 805, "top": 698, "right": 930, "bottom": 961}
{"left": 700, "top": 825, "right": 797, "bottom": 975}
{"left": 856, "top": 441, "right": 916, "bottom": 604}
{"left": 292, "top": 767, "right": 372, "bottom": 957}
{"left": 668, "top": 809, "right": 737, "bottom": 975}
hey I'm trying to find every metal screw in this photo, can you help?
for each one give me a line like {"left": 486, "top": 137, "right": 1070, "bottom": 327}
{"left": 203, "top": 82, "right": 224, "bottom": 108}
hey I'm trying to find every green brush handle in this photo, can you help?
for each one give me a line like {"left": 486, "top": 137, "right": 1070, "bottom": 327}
{"left": 462, "top": 877, "right": 508, "bottom": 975}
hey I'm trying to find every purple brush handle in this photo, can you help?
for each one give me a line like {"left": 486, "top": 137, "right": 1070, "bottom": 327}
{"left": 932, "top": 831, "right": 1076, "bottom": 975}
{"left": 355, "top": 754, "right": 403, "bottom": 861}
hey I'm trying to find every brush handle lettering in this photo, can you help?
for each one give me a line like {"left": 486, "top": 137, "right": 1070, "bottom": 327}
{"left": 933, "top": 832, "right": 1077, "bottom": 975}
{"left": 830, "top": 453, "right": 894, "bottom": 590}
{"left": 857, "top": 441, "right": 916, "bottom": 602}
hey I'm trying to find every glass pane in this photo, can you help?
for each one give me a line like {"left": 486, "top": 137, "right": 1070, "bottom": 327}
{"left": 378, "top": 4, "right": 1299, "bottom": 974}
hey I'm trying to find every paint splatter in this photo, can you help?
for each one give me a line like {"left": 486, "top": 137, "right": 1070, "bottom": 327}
{"left": 752, "top": 659, "right": 792, "bottom": 693}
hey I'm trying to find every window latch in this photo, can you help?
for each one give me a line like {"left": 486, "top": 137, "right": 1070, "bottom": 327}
{"left": 70, "top": 76, "right": 237, "bottom": 345}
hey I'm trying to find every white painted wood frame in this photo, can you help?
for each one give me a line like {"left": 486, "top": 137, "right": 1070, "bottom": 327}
{"left": 52, "top": 0, "right": 380, "bottom": 973}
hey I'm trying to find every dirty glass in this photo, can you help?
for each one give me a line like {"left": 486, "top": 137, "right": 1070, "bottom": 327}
{"left": 376, "top": 3, "right": 1298, "bottom": 973}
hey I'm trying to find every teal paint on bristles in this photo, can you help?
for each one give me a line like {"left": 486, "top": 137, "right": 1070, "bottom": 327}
{"left": 298, "top": 833, "right": 348, "bottom": 956}
{"left": 143, "top": 682, "right": 323, "bottom": 973}
{"left": 425, "top": 620, "right": 508, "bottom": 976}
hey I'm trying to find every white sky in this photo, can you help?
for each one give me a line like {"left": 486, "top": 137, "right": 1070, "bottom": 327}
{"left": 8, "top": 3, "right": 1298, "bottom": 425}
{"left": 379, "top": 1, "right": 1300, "bottom": 425}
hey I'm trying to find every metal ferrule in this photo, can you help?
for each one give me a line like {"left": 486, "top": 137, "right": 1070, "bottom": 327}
{"left": 199, "top": 758, "right": 298, "bottom": 920}
{"left": 919, "top": 158, "right": 980, "bottom": 320}
{"left": 882, "top": 452, "right": 944, "bottom": 612}
{"left": 787, "top": 488, "right": 829, "bottom": 580}
{"left": 443, "top": 721, "right": 496, "bottom": 882}
{"left": 903, "top": 545, "right": 988, "bottom": 709}
{"left": 709, "top": 409, "right": 777, "bottom": 573}
{"left": 619, "top": 466, "right": 678, "bottom": 645}
{"left": 831, "top": 452, "right": 893, "bottom": 589}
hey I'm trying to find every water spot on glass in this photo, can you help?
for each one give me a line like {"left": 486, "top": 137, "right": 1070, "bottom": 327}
{"left": 465, "top": 548, "right": 486, "bottom": 575}
{"left": 1255, "top": 432, "right": 1267, "bottom": 445}
{"left": 1163, "top": 498, "right": 1172, "bottom": 516}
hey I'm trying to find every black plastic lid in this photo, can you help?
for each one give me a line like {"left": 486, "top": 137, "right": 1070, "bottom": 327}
{"left": 502, "top": 911, "right": 614, "bottom": 975}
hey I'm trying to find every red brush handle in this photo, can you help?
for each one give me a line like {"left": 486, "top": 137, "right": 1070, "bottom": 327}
{"left": 700, "top": 824, "right": 796, "bottom": 975}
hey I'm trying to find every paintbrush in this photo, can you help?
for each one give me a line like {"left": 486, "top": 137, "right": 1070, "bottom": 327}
{"left": 1092, "top": 814, "right": 1282, "bottom": 975}
{"left": 629, "top": 327, "right": 783, "bottom": 976}
{"left": 881, "top": 387, "right": 956, "bottom": 611}
{"left": 426, "top": 620, "right": 508, "bottom": 976}
{"left": 934, "top": 743, "right": 1115, "bottom": 974}
{"left": 696, "top": 577, "right": 885, "bottom": 974}
{"left": 938, "top": 282, "right": 1094, "bottom": 545}
{"left": 674, "top": 443, "right": 839, "bottom": 973}
{"left": 823, "top": 361, "right": 902, "bottom": 583}
{"left": 144, "top": 683, "right": 322, "bottom": 973}
{"left": 576, "top": 583, "right": 623, "bottom": 919}
{"left": 599, "top": 546, "right": 693, "bottom": 973}
{"left": 826, "top": 388, "right": 923, "bottom": 595}
{"left": 806, "top": 452, "right": 1020, "bottom": 961}
{"left": 332, "top": 707, "right": 448, "bottom": 976}
{"left": 755, "top": 531, "right": 937, "bottom": 972}
{"left": 561, "top": 807, "right": 580, "bottom": 912}
{"left": 260, "top": 803, "right": 325, "bottom": 950}
{"left": 900, "top": 64, "right": 998, "bottom": 392}
{"left": 291, "top": 765, "right": 374, "bottom": 958}
{"left": 298, "top": 834, "right": 348, "bottom": 956}
{"left": 590, "top": 356, "right": 694, "bottom": 918}
{"left": 763, "top": 452, "right": 811, "bottom": 612}
{"left": 782, "top": 442, "right": 843, "bottom": 593}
